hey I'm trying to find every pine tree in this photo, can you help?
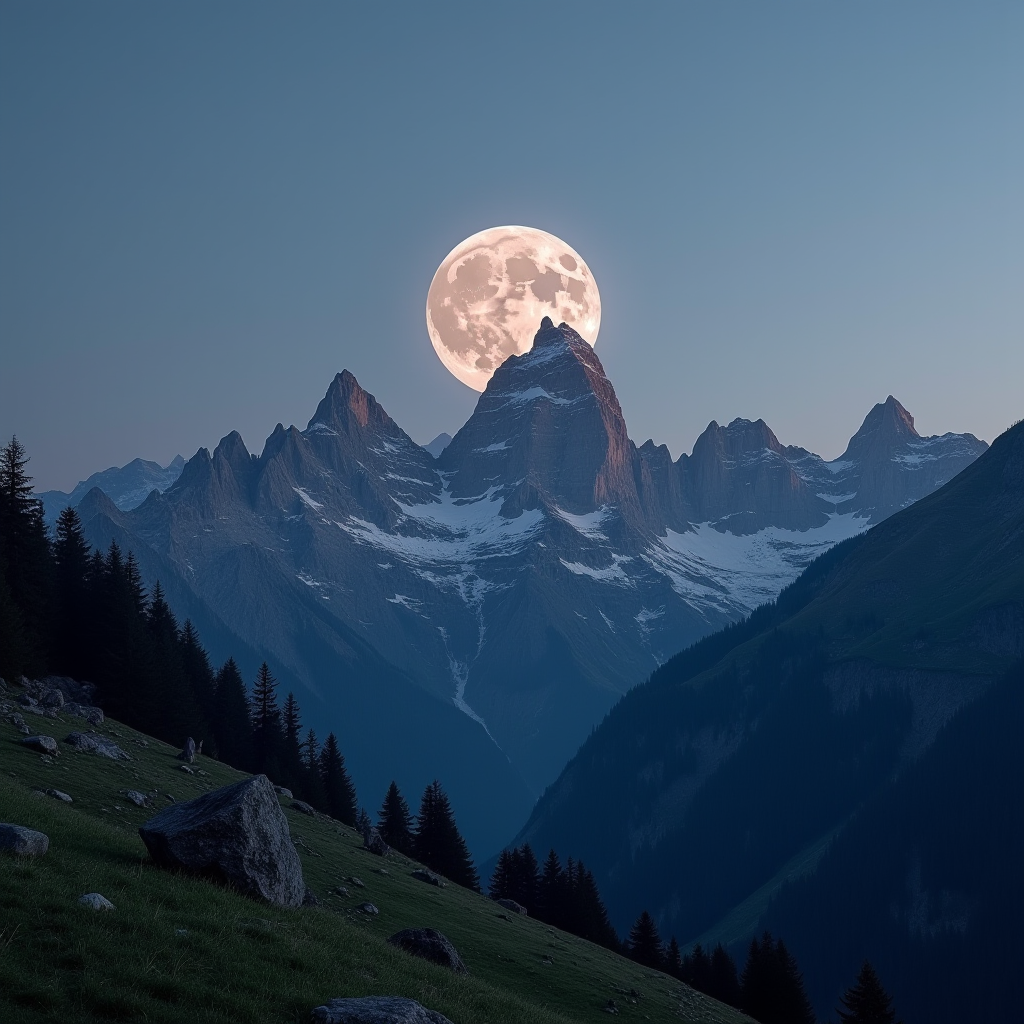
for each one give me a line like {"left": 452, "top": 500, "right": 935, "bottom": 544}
{"left": 0, "top": 436, "right": 51, "bottom": 674}
{"left": 251, "top": 662, "right": 283, "bottom": 780}
{"left": 708, "top": 943, "right": 741, "bottom": 1008}
{"left": 213, "top": 658, "right": 254, "bottom": 770}
{"left": 572, "top": 861, "right": 619, "bottom": 950}
{"left": 0, "top": 569, "right": 27, "bottom": 681}
{"left": 301, "top": 728, "right": 328, "bottom": 810}
{"left": 508, "top": 843, "right": 540, "bottom": 912}
{"left": 836, "top": 961, "right": 901, "bottom": 1024}
{"left": 319, "top": 732, "right": 357, "bottom": 825}
{"left": 538, "top": 849, "right": 567, "bottom": 929}
{"left": 666, "top": 937, "right": 683, "bottom": 979}
{"left": 146, "top": 581, "right": 203, "bottom": 744}
{"left": 377, "top": 781, "right": 414, "bottom": 854}
{"left": 280, "top": 692, "right": 304, "bottom": 792}
{"left": 489, "top": 849, "right": 515, "bottom": 900}
{"left": 179, "top": 619, "right": 216, "bottom": 726}
{"left": 682, "top": 943, "right": 711, "bottom": 991}
{"left": 627, "top": 910, "right": 664, "bottom": 969}
{"left": 740, "top": 931, "right": 815, "bottom": 1024}
{"left": 52, "top": 506, "right": 90, "bottom": 678}
{"left": 412, "top": 780, "right": 479, "bottom": 890}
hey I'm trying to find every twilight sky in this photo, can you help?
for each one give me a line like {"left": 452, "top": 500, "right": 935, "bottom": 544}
{"left": 2, "top": 3, "right": 1022, "bottom": 493}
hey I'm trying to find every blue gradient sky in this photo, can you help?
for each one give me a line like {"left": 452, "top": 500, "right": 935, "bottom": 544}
{"left": 2, "top": 2, "right": 1022, "bottom": 492}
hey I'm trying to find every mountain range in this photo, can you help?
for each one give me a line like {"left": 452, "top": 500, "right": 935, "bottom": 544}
{"left": 59, "top": 318, "right": 987, "bottom": 854}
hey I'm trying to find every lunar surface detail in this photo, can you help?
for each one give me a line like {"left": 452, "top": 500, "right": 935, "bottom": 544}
{"left": 426, "top": 225, "right": 601, "bottom": 391}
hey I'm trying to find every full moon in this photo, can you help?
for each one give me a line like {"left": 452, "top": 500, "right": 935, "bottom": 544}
{"left": 426, "top": 225, "right": 601, "bottom": 391}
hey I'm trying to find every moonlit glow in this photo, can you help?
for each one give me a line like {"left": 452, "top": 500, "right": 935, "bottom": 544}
{"left": 426, "top": 225, "right": 601, "bottom": 391}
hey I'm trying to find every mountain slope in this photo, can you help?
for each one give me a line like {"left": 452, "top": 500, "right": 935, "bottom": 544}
{"left": 0, "top": 698, "right": 750, "bottom": 1024}
{"left": 510, "top": 419, "right": 1024, "bottom": 1021}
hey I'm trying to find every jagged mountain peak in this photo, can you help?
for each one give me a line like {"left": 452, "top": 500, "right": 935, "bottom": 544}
{"left": 693, "top": 417, "right": 786, "bottom": 459}
{"left": 843, "top": 394, "right": 920, "bottom": 456}
{"left": 306, "top": 369, "right": 398, "bottom": 437}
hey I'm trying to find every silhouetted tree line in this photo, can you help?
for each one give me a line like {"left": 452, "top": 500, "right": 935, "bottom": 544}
{"left": 627, "top": 905, "right": 901, "bottom": 1024}
{"left": 0, "top": 437, "right": 360, "bottom": 821}
{"left": 0, "top": 436, "right": 485, "bottom": 884}
{"left": 488, "top": 843, "right": 619, "bottom": 950}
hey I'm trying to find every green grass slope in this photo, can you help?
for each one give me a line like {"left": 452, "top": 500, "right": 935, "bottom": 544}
{"left": 0, "top": 706, "right": 749, "bottom": 1024}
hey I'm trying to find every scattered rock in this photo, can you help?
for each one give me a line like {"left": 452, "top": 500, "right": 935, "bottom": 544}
{"left": 133, "top": 737, "right": 148, "bottom": 747}
{"left": 138, "top": 774, "right": 306, "bottom": 908}
{"left": 387, "top": 928, "right": 467, "bottom": 974}
{"left": 7, "top": 712, "right": 26, "bottom": 729}
{"left": 63, "top": 702, "right": 105, "bottom": 726}
{"left": 496, "top": 898, "right": 527, "bottom": 916}
{"left": 410, "top": 868, "right": 445, "bottom": 888}
{"left": 311, "top": 996, "right": 453, "bottom": 1024}
{"left": 0, "top": 823, "right": 49, "bottom": 856}
{"left": 79, "top": 893, "right": 115, "bottom": 911}
{"left": 358, "top": 902, "right": 379, "bottom": 916}
{"left": 16, "top": 724, "right": 29, "bottom": 735}
{"left": 604, "top": 999, "right": 619, "bottom": 1014}
{"left": 179, "top": 764, "right": 194, "bottom": 774}
{"left": 125, "top": 790, "right": 149, "bottom": 807}
{"left": 362, "top": 826, "right": 390, "bottom": 857}
{"left": 274, "top": 786, "right": 293, "bottom": 799}
{"left": 175, "top": 928, "right": 189, "bottom": 937}
{"left": 330, "top": 885, "right": 350, "bottom": 897}
{"left": 64, "top": 731, "right": 129, "bottom": 760}
{"left": 16, "top": 693, "right": 38, "bottom": 708}
{"left": 292, "top": 800, "right": 316, "bottom": 816}
{"left": 164, "top": 794, "right": 176, "bottom": 802}
{"left": 177, "top": 736, "right": 197, "bottom": 764}
{"left": 349, "top": 876, "right": 365, "bottom": 888}
{"left": 46, "top": 789, "right": 73, "bottom": 803}
{"left": 21, "top": 735, "right": 58, "bottom": 756}
{"left": 376, "top": 867, "right": 390, "bottom": 876}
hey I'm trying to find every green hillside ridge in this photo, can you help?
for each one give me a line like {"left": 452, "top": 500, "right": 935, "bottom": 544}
{"left": 0, "top": 703, "right": 750, "bottom": 1024}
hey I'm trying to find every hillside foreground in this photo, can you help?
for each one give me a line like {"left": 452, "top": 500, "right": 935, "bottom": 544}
{"left": 0, "top": 698, "right": 749, "bottom": 1024}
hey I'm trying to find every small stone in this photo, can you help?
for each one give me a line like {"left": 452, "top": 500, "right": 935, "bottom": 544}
{"left": 177, "top": 737, "right": 197, "bottom": 764}
{"left": 362, "top": 825, "right": 390, "bottom": 857}
{"left": 349, "top": 876, "right": 365, "bottom": 888}
{"left": 79, "top": 893, "right": 115, "bottom": 911}
{"left": 274, "top": 786, "right": 293, "bottom": 799}
{"left": 46, "top": 789, "right": 73, "bottom": 803}
{"left": 17, "top": 725, "right": 29, "bottom": 735}
{"left": 330, "top": 885, "right": 350, "bottom": 897}
{"left": 387, "top": 928, "right": 467, "bottom": 974}
{"left": 7, "top": 712, "right": 26, "bottom": 729}
{"left": 496, "top": 897, "right": 527, "bottom": 916}
{"left": 604, "top": 1000, "right": 619, "bottom": 1015}
{"left": 311, "top": 997, "right": 453, "bottom": 1024}
{"left": 411, "top": 868, "right": 445, "bottom": 888}
{"left": 21, "top": 735, "right": 58, "bottom": 756}
{"left": 175, "top": 928, "right": 189, "bottom": 937}
{"left": 0, "top": 823, "right": 49, "bottom": 856}
{"left": 376, "top": 868, "right": 390, "bottom": 876}
{"left": 179, "top": 764, "right": 194, "bottom": 774}
{"left": 357, "top": 902, "right": 378, "bottom": 916}
{"left": 164, "top": 794, "right": 176, "bottom": 802}
{"left": 291, "top": 800, "right": 316, "bottom": 816}
{"left": 16, "top": 693, "right": 38, "bottom": 708}
{"left": 125, "top": 790, "right": 149, "bottom": 807}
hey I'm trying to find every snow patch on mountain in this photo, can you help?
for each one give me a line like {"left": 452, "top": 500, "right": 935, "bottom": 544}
{"left": 646, "top": 513, "right": 870, "bottom": 614}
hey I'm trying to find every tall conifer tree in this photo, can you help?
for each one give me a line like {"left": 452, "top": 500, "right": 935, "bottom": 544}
{"left": 251, "top": 662, "right": 283, "bottom": 780}
{"left": 52, "top": 506, "right": 90, "bottom": 678}
{"left": 319, "top": 732, "right": 357, "bottom": 825}
{"left": 213, "top": 658, "right": 254, "bottom": 770}
{"left": 740, "top": 931, "right": 815, "bottom": 1024}
{"left": 377, "top": 781, "right": 414, "bottom": 854}
{"left": 628, "top": 910, "right": 664, "bottom": 968}
{"left": 836, "top": 961, "right": 901, "bottom": 1024}
{"left": 412, "top": 780, "right": 479, "bottom": 890}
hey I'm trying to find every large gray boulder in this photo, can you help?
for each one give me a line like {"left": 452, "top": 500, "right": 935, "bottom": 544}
{"left": 362, "top": 825, "right": 390, "bottom": 856}
{"left": 311, "top": 997, "right": 453, "bottom": 1024}
{"left": 138, "top": 774, "right": 305, "bottom": 907}
{"left": 386, "top": 928, "right": 467, "bottom": 974}
{"left": 0, "top": 824, "right": 49, "bottom": 856}
{"left": 21, "top": 735, "right": 58, "bottom": 756}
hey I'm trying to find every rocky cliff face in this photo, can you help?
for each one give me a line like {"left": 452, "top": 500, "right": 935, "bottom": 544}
{"left": 75, "top": 320, "right": 988, "bottom": 848}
